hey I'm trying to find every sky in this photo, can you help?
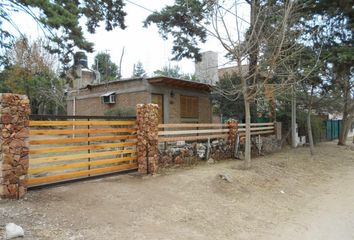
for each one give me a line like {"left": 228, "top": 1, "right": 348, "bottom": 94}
{"left": 5, "top": 0, "right": 250, "bottom": 78}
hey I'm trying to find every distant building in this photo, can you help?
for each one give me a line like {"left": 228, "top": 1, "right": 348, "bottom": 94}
{"left": 195, "top": 51, "right": 218, "bottom": 86}
{"left": 67, "top": 51, "right": 99, "bottom": 90}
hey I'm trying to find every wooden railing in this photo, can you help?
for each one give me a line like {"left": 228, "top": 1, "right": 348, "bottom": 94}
{"left": 158, "top": 123, "right": 228, "bottom": 142}
{"left": 158, "top": 122, "right": 275, "bottom": 143}
{"left": 28, "top": 116, "right": 137, "bottom": 186}
{"left": 238, "top": 122, "right": 275, "bottom": 136}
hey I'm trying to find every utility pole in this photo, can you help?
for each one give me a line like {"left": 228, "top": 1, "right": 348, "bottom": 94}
{"left": 291, "top": 84, "right": 297, "bottom": 148}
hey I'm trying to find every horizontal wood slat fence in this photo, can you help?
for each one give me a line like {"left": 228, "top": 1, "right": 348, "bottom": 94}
{"left": 28, "top": 115, "right": 138, "bottom": 187}
{"left": 158, "top": 122, "right": 275, "bottom": 142}
{"left": 238, "top": 122, "right": 275, "bottom": 137}
{"left": 28, "top": 114, "right": 275, "bottom": 186}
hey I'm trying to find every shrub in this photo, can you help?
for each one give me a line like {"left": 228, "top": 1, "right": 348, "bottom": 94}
{"left": 104, "top": 106, "right": 136, "bottom": 117}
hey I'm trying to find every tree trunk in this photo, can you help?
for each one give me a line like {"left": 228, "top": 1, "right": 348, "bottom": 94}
{"left": 335, "top": 63, "right": 354, "bottom": 145}
{"left": 244, "top": 96, "right": 252, "bottom": 169}
{"left": 241, "top": 0, "right": 259, "bottom": 169}
{"left": 291, "top": 85, "right": 297, "bottom": 148}
{"left": 307, "top": 108, "right": 315, "bottom": 155}
{"left": 338, "top": 115, "right": 351, "bottom": 145}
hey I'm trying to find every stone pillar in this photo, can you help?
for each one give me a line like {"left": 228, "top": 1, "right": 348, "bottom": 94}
{"left": 0, "top": 94, "right": 30, "bottom": 199}
{"left": 136, "top": 104, "right": 159, "bottom": 174}
{"left": 227, "top": 119, "right": 238, "bottom": 146}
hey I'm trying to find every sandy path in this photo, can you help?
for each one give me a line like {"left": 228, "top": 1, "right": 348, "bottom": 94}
{"left": 1, "top": 141, "right": 354, "bottom": 239}
{"left": 271, "top": 160, "right": 354, "bottom": 240}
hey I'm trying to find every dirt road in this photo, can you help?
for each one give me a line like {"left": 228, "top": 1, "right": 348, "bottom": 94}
{"left": 1, "top": 141, "right": 354, "bottom": 239}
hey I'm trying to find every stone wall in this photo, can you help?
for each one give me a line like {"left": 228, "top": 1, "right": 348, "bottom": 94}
{"left": 159, "top": 138, "right": 234, "bottom": 167}
{"left": 158, "top": 121, "right": 238, "bottom": 167}
{"left": 158, "top": 123, "right": 282, "bottom": 168}
{"left": 250, "top": 134, "right": 282, "bottom": 157}
{"left": 0, "top": 94, "right": 30, "bottom": 199}
{"left": 136, "top": 104, "right": 159, "bottom": 174}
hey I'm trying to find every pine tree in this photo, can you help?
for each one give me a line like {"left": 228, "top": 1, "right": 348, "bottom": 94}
{"left": 0, "top": 0, "right": 127, "bottom": 69}
{"left": 132, "top": 61, "right": 146, "bottom": 78}
{"left": 93, "top": 52, "right": 119, "bottom": 81}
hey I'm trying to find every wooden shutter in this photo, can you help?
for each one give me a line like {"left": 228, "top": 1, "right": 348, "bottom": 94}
{"left": 180, "top": 95, "right": 199, "bottom": 118}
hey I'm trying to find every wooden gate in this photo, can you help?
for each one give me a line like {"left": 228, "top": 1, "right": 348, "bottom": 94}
{"left": 28, "top": 115, "right": 137, "bottom": 187}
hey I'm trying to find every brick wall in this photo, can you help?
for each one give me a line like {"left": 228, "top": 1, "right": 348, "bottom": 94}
{"left": 199, "top": 96, "right": 212, "bottom": 123}
{"left": 67, "top": 79, "right": 212, "bottom": 122}
{"left": 68, "top": 91, "right": 150, "bottom": 116}
{"left": 168, "top": 93, "right": 180, "bottom": 123}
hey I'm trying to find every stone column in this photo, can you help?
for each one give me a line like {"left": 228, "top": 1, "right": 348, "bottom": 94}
{"left": 227, "top": 120, "right": 238, "bottom": 158}
{"left": 0, "top": 94, "right": 30, "bottom": 199}
{"left": 227, "top": 119, "right": 238, "bottom": 146}
{"left": 136, "top": 104, "right": 159, "bottom": 174}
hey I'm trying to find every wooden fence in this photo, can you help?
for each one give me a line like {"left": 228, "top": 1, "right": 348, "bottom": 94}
{"left": 28, "top": 115, "right": 137, "bottom": 186}
{"left": 238, "top": 122, "right": 275, "bottom": 136}
{"left": 158, "top": 123, "right": 229, "bottom": 142}
{"left": 158, "top": 122, "right": 275, "bottom": 142}
{"left": 28, "top": 115, "right": 276, "bottom": 186}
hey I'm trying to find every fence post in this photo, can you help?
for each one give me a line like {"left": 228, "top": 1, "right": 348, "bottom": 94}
{"left": 275, "top": 122, "right": 282, "bottom": 140}
{"left": 0, "top": 94, "right": 30, "bottom": 199}
{"left": 227, "top": 120, "right": 238, "bottom": 157}
{"left": 136, "top": 104, "right": 159, "bottom": 174}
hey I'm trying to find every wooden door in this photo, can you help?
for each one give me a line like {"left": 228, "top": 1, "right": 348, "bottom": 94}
{"left": 151, "top": 94, "right": 164, "bottom": 124}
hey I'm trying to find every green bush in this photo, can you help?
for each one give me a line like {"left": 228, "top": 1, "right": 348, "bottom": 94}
{"left": 296, "top": 111, "right": 325, "bottom": 144}
{"left": 276, "top": 108, "right": 325, "bottom": 144}
{"left": 104, "top": 106, "right": 136, "bottom": 117}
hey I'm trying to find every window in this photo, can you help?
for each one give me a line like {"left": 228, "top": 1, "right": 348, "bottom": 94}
{"left": 180, "top": 95, "right": 199, "bottom": 118}
{"left": 101, "top": 92, "right": 116, "bottom": 104}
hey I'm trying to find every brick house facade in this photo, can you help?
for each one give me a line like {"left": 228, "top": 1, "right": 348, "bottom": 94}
{"left": 67, "top": 76, "right": 212, "bottom": 123}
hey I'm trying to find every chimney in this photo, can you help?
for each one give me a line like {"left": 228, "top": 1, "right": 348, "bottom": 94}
{"left": 195, "top": 51, "right": 218, "bottom": 85}
{"left": 74, "top": 51, "right": 88, "bottom": 68}
{"left": 73, "top": 51, "right": 95, "bottom": 89}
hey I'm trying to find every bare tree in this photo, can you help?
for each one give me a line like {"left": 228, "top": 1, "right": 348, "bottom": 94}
{"left": 200, "top": 1, "right": 302, "bottom": 168}
{"left": 146, "top": 0, "right": 304, "bottom": 168}
{"left": 2, "top": 37, "right": 65, "bottom": 114}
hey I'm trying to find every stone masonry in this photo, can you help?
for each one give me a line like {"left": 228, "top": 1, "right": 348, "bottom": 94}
{"left": 227, "top": 119, "right": 238, "bottom": 146}
{"left": 136, "top": 104, "right": 159, "bottom": 174}
{"left": 0, "top": 94, "right": 30, "bottom": 199}
{"left": 158, "top": 121, "right": 238, "bottom": 167}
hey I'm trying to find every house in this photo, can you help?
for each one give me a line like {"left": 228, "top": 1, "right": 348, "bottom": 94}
{"left": 66, "top": 76, "right": 212, "bottom": 124}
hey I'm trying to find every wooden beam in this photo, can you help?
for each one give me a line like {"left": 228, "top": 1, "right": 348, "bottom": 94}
{"left": 238, "top": 126, "right": 275, "bottom": 132}
{"left": 28, "top": 163, "right": 138, "bottom": 186}
{"left": 159, "top": 134, "right": 228, "bottom": 142}
{"left": 158, "top": 123, "right": 226, "bottom": 128}
{"left": 158, "top": 129, "right": 229, "bottom": 136}
{"left": 29, "top": 135, "right": 136, "bottom": 145}
{"left": 29, "top": 156, "right": 137, "bottom": 174}
{"left": 238, "top": 122, "right": 274, "bottom": 127}
{"left": 30, "top": 141, "right": 137, "bottom": 154}
{"left": 30, "top": 127, "right": 137, "bottom": 135}
{"left": 30, "top": 149, "right": 136, "bottom": 164}
{"left": 30, "top": 120, "right": 136, "bottom": 126}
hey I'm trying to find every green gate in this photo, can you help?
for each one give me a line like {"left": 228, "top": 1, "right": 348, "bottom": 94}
{"left": 326, "top": 120, "right": 342, "bottom": 140}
